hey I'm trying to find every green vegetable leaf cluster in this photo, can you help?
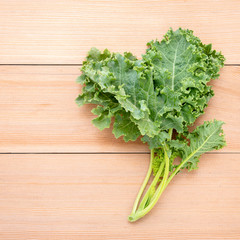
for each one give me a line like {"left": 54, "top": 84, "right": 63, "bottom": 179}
{"left": 76, "top": 28, "right": 226, "bottom": 222}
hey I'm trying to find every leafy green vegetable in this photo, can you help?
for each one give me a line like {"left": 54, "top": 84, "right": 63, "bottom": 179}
{"left": 76, "top": 28, "right": 226, "bottom": 222}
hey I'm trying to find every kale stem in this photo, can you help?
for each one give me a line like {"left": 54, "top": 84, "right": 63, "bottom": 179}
{"left": 137, "top": 161, "right": 165, "bottom": 211}
{"left": 168, "top": 128, "right": 173, "bottom": 140}
{"left": 137, "top": 128, "right": 172, "bottom": 211}
{"left": 165, "top": 150, "right": 195, "bottom": 188}
{"left": 130, "top": 149, "right": 154, "bottom": 215}
{"left": 129, "top": 145, "right": 169, "bottom": 222}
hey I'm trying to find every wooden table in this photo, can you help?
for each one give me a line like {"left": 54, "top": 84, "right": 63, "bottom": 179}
{"left": 0, "top": 1, "right": 240, "bottom": 239}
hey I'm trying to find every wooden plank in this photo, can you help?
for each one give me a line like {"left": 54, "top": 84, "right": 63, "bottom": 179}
{"left": 0, "top": 153, "right": 239, "bottom": 239}
{"left": 0, "top": 0, "right": 240, "bottom": 64}
{"left": 0, "top": 66, "right": 239, "bottom": 153}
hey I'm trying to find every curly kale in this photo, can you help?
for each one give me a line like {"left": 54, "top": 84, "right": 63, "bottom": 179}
{"left": 76, "top": 28, "right": 226, "bottom": 222}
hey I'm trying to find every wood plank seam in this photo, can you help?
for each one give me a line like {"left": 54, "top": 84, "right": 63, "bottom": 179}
{"left": 0, "top": 152, "right": 239, "bottom": 154}
{"left": 1, "top": 64, "right": 240, "bottom": 66}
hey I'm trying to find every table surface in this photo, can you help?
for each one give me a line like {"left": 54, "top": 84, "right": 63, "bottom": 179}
{"left": 0, "top": 1, "right": 240, "bottom": 239}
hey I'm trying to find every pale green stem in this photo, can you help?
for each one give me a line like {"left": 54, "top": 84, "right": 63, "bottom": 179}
{"left": 168, "top": 128, "right": 173, "bottom": 140}
{"left": 130, "top": 149, "right": 154, "bottom": 215}
{"left": 165, "top": 151, "right": 194, "bottom": 188}
{"left": 129, "top": 146, "right": 169, "bottom": 222}
{"left": 137, "top": 161, "right": 165, "bottom": 211}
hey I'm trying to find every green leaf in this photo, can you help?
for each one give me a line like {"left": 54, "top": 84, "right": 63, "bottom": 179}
{"left": 112, "top": 112, "right": 141, "bottom": 142}
{"left": 82, "top": 53, "right": 161, "bottom": 137}
{"left": 75, "top": 95, "right": 85, "bottom": 106}
{"left": 177, "top": 120, "right": 226, "bottom": 171}
{"left": 92, "top": 108, "right": 112, "bottom": 130}
{"left": 76, "top": 74, "right": 86, "bottom": 84}
{"left": 141, "top": 132, "right": 169, "bottom": 149}
{"left": 144, "top": 28, "right": 224, "bottom": 127}
{"left": 86, "top": 47, "right": 111, "bottom": 61}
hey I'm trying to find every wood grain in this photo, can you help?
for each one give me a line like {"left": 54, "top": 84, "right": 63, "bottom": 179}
{"left": 0, "top": 153, "right": 239, "bottom": 240}
{"left": 0, "top": 1, "right": 239, "bottom": 239}
{"left": 0, "top": 66, "right": 239, "bottom": 153}
{"left": 1, "top": 0, "right": 240, "bottom": 64}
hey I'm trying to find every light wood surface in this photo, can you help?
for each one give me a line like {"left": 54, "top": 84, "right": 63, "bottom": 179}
{"left": 0, "top": 0, "right": 239, "bottom": 239}
{"left": 0, "top": 66, "right": 239, "bottom": 153}
{"left": 0, "top": 154, "right": 239, "bottom": 240}
{"left": 1, "top": 0, "right": 240, "bottom": 64}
